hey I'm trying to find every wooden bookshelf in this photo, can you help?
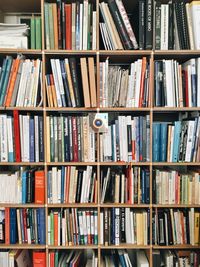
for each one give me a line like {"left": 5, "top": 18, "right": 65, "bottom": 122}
{"left": 0, "top": 0, "right": 199, "bottom": 266}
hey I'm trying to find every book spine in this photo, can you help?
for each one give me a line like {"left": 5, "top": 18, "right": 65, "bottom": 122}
{"left": 145, "top": 0, "right": 153, "bottom": 49}
{"left": 139, "top": 0, "right": 145, "bottom": 50}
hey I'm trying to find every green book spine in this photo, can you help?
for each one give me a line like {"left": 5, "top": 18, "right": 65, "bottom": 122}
{"left": 31, "top": 17, "right": 36, "bottom": 49}
{"left": 55, "top": 250, "right": 59, "bottom": 266}
{"left": 50, "top": 211, "right": 54, "bottom": 245}
{"left": 48, "top": 4, "right": 55, "bottom": 49}
{"left": 35, "top": 17, "right": 42, "bottom": 49}
{"left": 44, "top": 3, "right": 50, "bottom": 49}
{"left": 0, "top": 56, "right": 13, "bottom": 106}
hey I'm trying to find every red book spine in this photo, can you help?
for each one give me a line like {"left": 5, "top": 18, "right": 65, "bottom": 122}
{"left": 86, "top": 210, "right": 91, "bottom": 244}
{"left": 13, "top": 110, "right": 21, "bottom": 162}
{"left": 65, "top": 4, "right": 72, "bottom": 50}
{"left": 23, "top": 209, "right": 28, "bottom": 243}
{"left": 50, "top": 251, "right": 55, "bottom": 267}
{"left": 5, "top": 208, "right": 10, "bottom": 244}
{"left": 33, "top": 251, "right": 46, "bottom": 267}
{"left": 131, "top": 140, "right": 136, "bottom": 161}
{"left": 72, "top": 117, "right": 78, "bottom": 162}
{"left": 35, "top": 170, "right": 45, "bottom": 204}
{"left": 54, "top": 213, "right": 58, "bottom": 246}
{"left": 139, "top": 57, "right": 147, "bottom": 107}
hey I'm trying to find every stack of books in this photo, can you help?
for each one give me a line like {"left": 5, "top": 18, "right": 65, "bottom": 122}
{"left": 153, "top": 208, "right": 200, "bottom": 246}
{"left": 153, "top": 169, "right": 200, "bottom": 205}
{"left": 48, "top": 208, "right": 98, "bottom": 246}
{"left": 99, "top": 0, "right": 138, "bottom": 50}
{"left": 0, "top": 55, "right": 42, "bottom": 107}
{"left": 0, "top": 207, "right": 45, "bottom": 245}
{"left": 154, "top": 58, "right": 200, "bottom": 107}
{"left": 47, "top": 166, "right": 97, "bottom": 204}
{"left": 100, "top": 57, "right": 150, "bottom": 107}
{"left": 0, "top": 23, "right": 29, "bottom": 49}
{"left": 100, "top": 115, "right": 150, "bottom": 162}
{"left": 100, "top": 166, "right": 150, "bottom": 204}
{"left": 100, "top": 208, "right": 150, "bottom": 246}
{"left": 153, "top": 118, "right": 200, "bottom": 162}
{"left": 46, "top": 57, "right": 96, "bottom": 107}
{"left": 44, "top": 1, "right": 96, "bottom": 50}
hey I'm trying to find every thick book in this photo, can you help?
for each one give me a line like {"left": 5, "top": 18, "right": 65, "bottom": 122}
{"left": 33, "top": 251, "right": 46, "bottom": 267}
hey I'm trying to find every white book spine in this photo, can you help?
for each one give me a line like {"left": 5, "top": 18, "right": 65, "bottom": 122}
{"left": 83, "top": 0, "right": 88, "bottom": 50}
{"left": 185, "top": 121, "right": 195, "bottom": 162}
{"left": 50, "top": 59, "right": 62, "bottom": 107}
{"left": 79, "top": 4, "right": 83, "bottom": 50}
{"left": 92, "top": 11, "right": 97, "bottom": 50}
{"left": 160, "top": 5, "right": 169, "bottom": 50}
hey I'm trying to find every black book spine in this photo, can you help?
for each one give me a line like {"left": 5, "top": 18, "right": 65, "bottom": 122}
{"left": 155, "top": 1, "right": 161, "bottom": 50}
{"left": 107, "top": 0, "right": 134, "bottom": 50}
{"left": 26, "top": 171, "right": 31, "bottom": 203}
{"left": 69, "top": 58, "right": 82, "bottom": 107}
{"left": 180, "top": 1, "right": 190, "bottom": 49}
{"left": 120, "top": 208, "right": 125, "bottom": 242}
{"left": 145, "top": 0, "right": 153, "bottom": 49}
{"left": 57, "top": 0, "right": 62, "bottom": 49}
{"left": 64, "top": 117, "right": 70, "bottom": 162}
{"left": 154, "top": 61, "right": 163, "bottom": 107}
{"left": 58, "top": 116, "right": 62, "bottom": 162}
{"left": 139, "top": 0, "right": 145, "bottom": 50}
{"left": 146, "top": 170, "right": 150, "bottom": 204}
{"left": 68, "top": 116, "right": 73, "bottom": 162}
{"left": 168, "top": 1, "right": 174, "bottom": 50}
{"left": 174, "top": 2, "right": 185, "bottom": 49}
{"left": 166, "top": 209, "right": 173, "bottom": 245}
{"left": 38, "top": 116, "right": 44, "bottom": 162}
{"left": 158, "top": 210, "right": 166, "bottom": 245}
{"left": 76, "top": 170, "right": 83, "bottom": 203}
{"left": 77, "top": 117, "right": 82, "bottom": 161}
{"left": 60, "top": 60, "right": 72, "bottom": 107}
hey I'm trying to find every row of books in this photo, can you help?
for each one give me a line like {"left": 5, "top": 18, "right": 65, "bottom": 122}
{"left": 46, "top": 115, "right": 95, "bottom": 162}
{"left": 0, "top": 208, "right": 45, "bottom": 245}
{"left": 48, "top": 208, "right": 98, "bottom": 246}
{"left": 100, "top": 57, "right": 150, "bottom": 108}
{"left": 47, "top": 166, "right": 97, "bottom": 204}
{"left": 0, "top": 112, "right": 44, "bottom": 163}
{"left": 101, "top": 250, "right": 149, "bottom": 267}
{"left": 153, "top": 208, "right": 200, "bottom": 246}
{"left": 46, "top": 57, "right": 96, "bottom": 108}
{"left": 29, "top": 17, "right": 42, "bottom": 49}
{"left": 49, "top": 250, "right": 97, "bottom": 267}
{"left": 153, "top": 118, "right": 200, "bottom": 162}
{"left": 100, "top": 208, "right": 149, "bottom": 246}
{"left": 100, "top": 115, "right": 150, "bottom": 162}
{"left": 0, "top": 250, "right": 45, "bottom": 267}
{"left": 0, "top": 56, "right": 41, "bottom": 107}
{"left": 0, "top": 169, "right": 44, "bottom": 204}
{"left": 154, "top": 58, "right": 200, "bottom": 107}
{"left": 153, "top": 170, "right": 200, "bottom": 205}
{"left": 99, "top": 0, "right": 138, "bottom": 50}
{"left": 44, "top": 1, "right": 96, "bottom": 50}
{"left": 153, "top": 250, "right": 200, "bottom": 267}
{"left": 155, "top": 1, "right": 200, "bottom": 50}
{"left": 100, "top": 167, "right": 150, "bottom": 204}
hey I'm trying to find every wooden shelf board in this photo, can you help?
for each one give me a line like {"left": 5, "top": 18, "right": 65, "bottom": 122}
{"left": 47, "top": 162, "right": 97, "bottom": 166}
{"left": 48, "top": 245, "right": 98, "bottom": 249}
{"left": 100, "top": 204, "right": 150, "bottom": 208}
{"left": 45, "top": 107, "right": 98, "bottom": 112}
{"left": 153, "top": 107, "right": 200, "bottom": 111}
{"left": 48, "top": 203, "right": 98, "bottom": 208}
{"left": 0, "top": 49, "right": 42, "bottom": 54}
{"left": 5, "top": 107, "right": 43, "bottom": 111}
{"left": 99, "top": 50, "right": 152, "bottom": 56}
{"left": 0, "top": 162, "right": 44, "bottom": 166}
{"left": 100, "top": 107, "right": 150, "bottom": 111}
{"left": 152, "top": 162, "right": 199, "bottom": 166}
{"left": 154, "top": 50, "right": 200, "bottom": 55}
{"left": 44, "top": 49, "right": 97, "bottom": 55}
{"left": 0, "top": 204, "right": 45, "bottom": 208}
{"left": 0, "top": 244, "right": 46, "bottom": 249}
{"left": 153, "top": 204, "right": 200, "bottom": 208}
{"left": 153, "top": 245, "right": 200, "bottom": 249}
{"left": 100, "top": 245, "right": 150, "bottom": 249}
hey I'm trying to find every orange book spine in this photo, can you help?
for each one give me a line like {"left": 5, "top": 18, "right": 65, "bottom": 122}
{"left": 54, "top": 213, "right": 58, "bottom": 246}
{"left": 139, "top": 57, "right": 147, "bottom": 107}
{"left": 5, "top": 207, "right": 10, "bottom": 244}
{"left": 33, "top": 251, "right": 46, "bottom": 267}
{"left": 35, "top": 170, "right": 45, "bottom": 204}
{"left": 65, "top": 4, "right": 72, "bottom": 50}
{"left": 52, "top": 3, "right": 59, "bottom": 50}
{"left": 5, "top": 59, "right": 20, "bottom": 107}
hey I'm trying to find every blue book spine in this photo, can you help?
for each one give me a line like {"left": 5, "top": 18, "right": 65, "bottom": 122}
{"left": 146, "top": 170, "right": 150, "bottom": 204}
{"left": 118, "top": 254, "right": 127, "bottom": 267}
{"left": 153, "top": 123, "right": 161, "bottom": 162}
{"left": 172, "top": 121, "right": 181, "bottom": 162}
{"left": 61, "top": 166, "right": 65, "bottom": 203}
{"left": 29, "top": 117, "right": 35, "bottom": 162}
{"left": 39, "top": 208, "right": 46, "bottom": 244}
{"left": 0, "top": 57, "right": 13, "bottom": 105}
{"left": 36, "top": 209, "right": 41, "bottom": 244}
{"left": 10, "top": 208, "right": 16, "bottom": 244}
{"left": 0, "top": 58, "right": 7, "bottom": 96}
{"left": 22, "top": 172, "right": 27, "bottom": 204}
{"left": 160, "top": 123, "right": 168, "bottom": 162}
